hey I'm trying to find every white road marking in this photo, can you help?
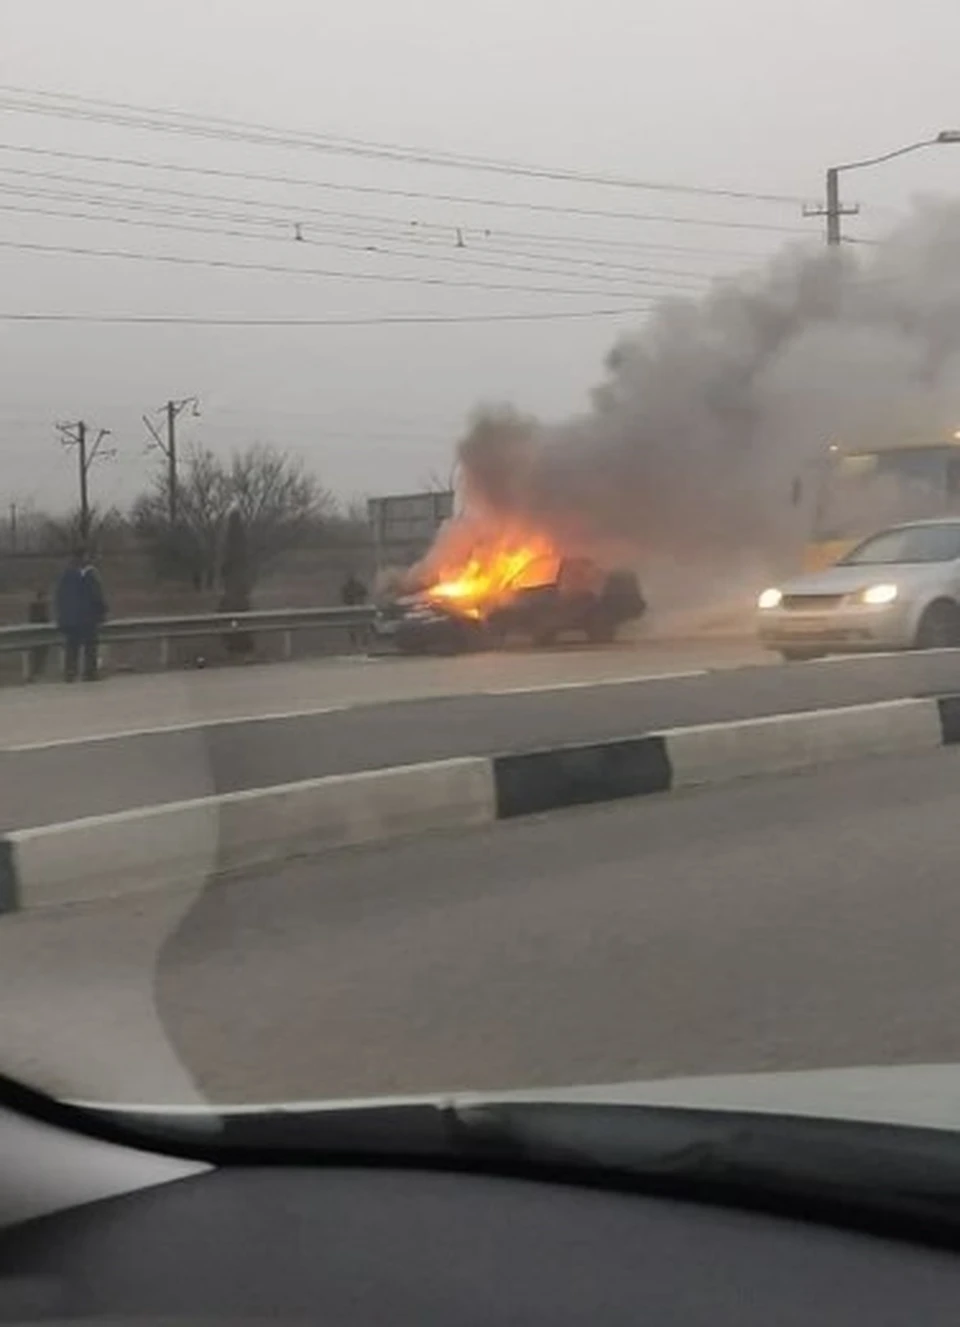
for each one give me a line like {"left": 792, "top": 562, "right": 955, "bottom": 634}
{"left": 485, "top": 669, "right": 710, "bottom": 696}
{"left": 3, "top": 704, "right": 350, "bottom": 753}
{"left": 2, "top": 665, "right": 741, "bottom": 752}
{"left": 807, "top": 648, "right": 960, "bottom": 664}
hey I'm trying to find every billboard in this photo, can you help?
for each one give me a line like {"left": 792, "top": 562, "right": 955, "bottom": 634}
{"left": 368, "top": 490, "right": 455, "bottom": 564}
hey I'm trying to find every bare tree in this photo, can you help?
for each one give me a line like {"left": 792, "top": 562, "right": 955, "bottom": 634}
{"left": 41, "top": 505, "right": 127, "bottom": 556}
{"left": 134, "top": 444, "right": 232, "bottom": 588}
{"left": 227, "top": 443, "right": 334, "bottom": 571}
{"left": 134, "top": 442, "right": 334, "bottom": 588}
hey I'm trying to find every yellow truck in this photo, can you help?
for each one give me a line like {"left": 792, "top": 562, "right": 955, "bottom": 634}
{"left": 801, "top": 433, "right": 960, "bottom": 572}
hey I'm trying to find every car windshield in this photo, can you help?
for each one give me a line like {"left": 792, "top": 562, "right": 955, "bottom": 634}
{"left": 7, "top": 0, "right": 960, "bottom": 1160}
{"left": 841, "top": 524, "right": 960, "bottom": 565}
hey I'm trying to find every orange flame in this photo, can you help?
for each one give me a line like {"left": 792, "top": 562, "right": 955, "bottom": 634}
{"left": 427, "top": 532, "right": 559, "bottom": 618}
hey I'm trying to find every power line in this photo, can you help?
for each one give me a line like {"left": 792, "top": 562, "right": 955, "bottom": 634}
{"left": 0, "top": 190, "right": 722, "bottom": 283}
{"left": 0, "top": 162, "right": 778, "bottom": 259}
{"left": 469, "top": 229, "right": 771, "bottom": 260}
{"left": 435, "top": 238, "right": 732, "bottom": 278}
{"left": 0, "top": 196, "right": 308, "bottom": 243}
{"left": 0, "top": 234, "right": 705, "bottom": 296}
{"left": 0, "top": 85, "right": 803, "bottom": 204}
{"left": 0, "top": 307, "right": 657, "bottom": 326}
{"left": 292, "top": 232, "right": 709, "bottom": 284}
{"left": 0, "top": 177, "right": 295, "bottom": 229}
{"left": 0, "top": 143, "right": 812, "bottom": 234}
{"left": 0, "top": 185, "right": 742, "bottom": 282}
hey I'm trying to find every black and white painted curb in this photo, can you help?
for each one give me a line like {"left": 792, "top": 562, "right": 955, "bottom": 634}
{"left": 3, "top": 694, "right": 960, "bottom": 914}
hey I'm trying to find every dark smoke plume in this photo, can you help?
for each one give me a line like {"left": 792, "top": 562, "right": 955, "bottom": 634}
{"left": 454, "top": 198, "right": 960, "bottom": 575}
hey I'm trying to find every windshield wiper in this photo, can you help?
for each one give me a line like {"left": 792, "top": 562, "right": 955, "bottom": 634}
{"left": 74, "top": 1097, "right": 960, "bottom": 1249}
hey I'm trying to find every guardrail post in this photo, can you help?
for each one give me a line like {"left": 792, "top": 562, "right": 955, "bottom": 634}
{"left": 282, "top": 630, "right": 293, "bottom": 660}
{"left": 159, "top": 636, "right": 171, "bottom": 669}
{"left": 20, "top": 650, "right": 30, "bottom": 683}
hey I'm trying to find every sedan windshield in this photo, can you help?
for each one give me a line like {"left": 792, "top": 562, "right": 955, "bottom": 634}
{"left": 841, "top": 523, "right": 960, "bottom": 565}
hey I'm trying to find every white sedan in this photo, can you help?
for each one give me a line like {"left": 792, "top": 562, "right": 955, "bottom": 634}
{"left": 757, "top": 519, "right": 960, "bottom": 661}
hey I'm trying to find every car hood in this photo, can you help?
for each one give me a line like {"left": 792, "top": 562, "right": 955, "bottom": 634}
{"left": 378, "top": 594, "right": 442, "bottom": 616}
{"left": 781, "top": 562, "right": 945, "bottom": 596}
{"left": 84, "top": 1063, "right": 960, "bottom": 1135}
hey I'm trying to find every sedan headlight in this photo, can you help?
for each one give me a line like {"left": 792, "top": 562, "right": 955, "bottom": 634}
{"left": 860, "top": 583, "right": 898, "bottom": 606}
{"left": 757, "top": 587, "right": 783, "bottom": 610}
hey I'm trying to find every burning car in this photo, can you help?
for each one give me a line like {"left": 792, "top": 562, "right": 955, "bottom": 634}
{"left": 372, "top": 536, "right": 646, "bottom": 654}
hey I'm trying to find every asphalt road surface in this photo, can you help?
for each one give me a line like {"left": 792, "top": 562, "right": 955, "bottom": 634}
{"left": 4, "top": 747, "right": 960, "bottom": 1104}
{"left": 0, "top": 637, "right": 762, "bottom": 747}
{"left": 4, "top": 644, "right": 960, "bottom": 828}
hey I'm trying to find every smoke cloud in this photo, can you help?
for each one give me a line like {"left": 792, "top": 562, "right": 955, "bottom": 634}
{"left": 454, "top": 197, "right": 960, "bottom": 584}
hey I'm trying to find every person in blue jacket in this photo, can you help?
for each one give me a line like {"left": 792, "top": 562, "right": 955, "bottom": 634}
{"left": 55, "top": 549, "right": 108, "bottom": 682}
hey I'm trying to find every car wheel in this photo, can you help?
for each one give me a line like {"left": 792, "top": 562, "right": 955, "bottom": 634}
{"left": 586, "top": 617, "right": 617, "bottom": 644}
{"left": 914, "top": 600, "right": 960, "bottom": 649}
{"left": 436, "top": 620, "right": 478, "bottom": 654}
{"left": 778, "top": 649, "right": 823, "bottom": 662}
{"left": 484, "top": 618, "right": 507, "bottom": 649}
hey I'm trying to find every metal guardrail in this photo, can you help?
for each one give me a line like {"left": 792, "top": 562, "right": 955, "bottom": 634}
{"left": 0, "top": 605, "right": 376, "bottom": 675}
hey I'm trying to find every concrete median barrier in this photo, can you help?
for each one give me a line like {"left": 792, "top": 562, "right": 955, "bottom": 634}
{"left": 494, "top": 736, "right": 671, "bottom": 818}
{"left": 0, "top": 757, "right": 496, "bottom": 913}
{"left": 2, "top": 696, "right": 958, "bottom": 914}
{"left": 664, "top": 698, "right": 944, "bottom": 790}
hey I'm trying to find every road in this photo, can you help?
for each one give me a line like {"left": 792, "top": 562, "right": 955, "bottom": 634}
{"left": 3, "top": 641, "right": 960, "bottom": 828}
{"left": 4, "top": 747, "right": 960, "bottom": 1104}
{"left": 0, "top": 637, "right": 762, "bottom": 747}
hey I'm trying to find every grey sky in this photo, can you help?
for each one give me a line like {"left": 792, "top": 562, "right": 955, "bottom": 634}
{"left": 2, "top": 0, "right": 960, "bottom": 513}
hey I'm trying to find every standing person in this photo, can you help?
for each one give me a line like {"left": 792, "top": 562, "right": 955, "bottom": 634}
{"left": 55, "top": 549, "right": 108, "bottom": 682}
{"left": 340, "top": 571, "right": 368, "bottom": 648}
{"left": 26, "top": 587, "right": 50, "bottom": 682}
{"left": 340, "top": 571, "right": 368, "bottom": 606}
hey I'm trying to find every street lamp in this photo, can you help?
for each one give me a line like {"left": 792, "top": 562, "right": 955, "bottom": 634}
{"left": 812, "top": 130, "right": 960, "bottom": 246}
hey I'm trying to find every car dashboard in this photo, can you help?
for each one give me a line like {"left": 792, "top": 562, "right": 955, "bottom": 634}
{"left": 3, "top": 1090, "right": 960, "bottom": 1325}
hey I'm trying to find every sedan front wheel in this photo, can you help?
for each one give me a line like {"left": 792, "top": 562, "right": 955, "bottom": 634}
{"left": 914, "top": 600, "right": 960, "bottom": 650}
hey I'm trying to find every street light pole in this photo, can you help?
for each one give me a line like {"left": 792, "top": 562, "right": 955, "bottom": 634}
{"left": 809, "top": 131, "right": 960, "bottom": 247}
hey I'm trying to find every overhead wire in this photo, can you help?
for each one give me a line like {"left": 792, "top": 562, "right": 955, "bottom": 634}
{"left": 0, "top": 161, "right": 781, "bottom": 260}
{"left": 0, "top": 308, "right": 656, "bottom": 326}
{"left": 0, "top": 232, "right": 707, "bottom": 296}
{"left": 0, "top": 182, "right": 762, "bottom": 285}
{"left": 0, "top": 143, "right": 814, "bottom": 235}
{"left": 0, "top": 167, "right": 759, "bottom": 283}
{"left": 0, "top": 90, "right": 800, "bottom": 336}
{"left": 0, "top": 181, "right": 729, "bottom": 281}
{"left": 0, "top": 85, "right": 805, "bottom": 204}
{"left": 13, "top": 179, "right": 723, "bottom": 283}
{"left": 0, "top": 170, "right": 721, "bottom": 287}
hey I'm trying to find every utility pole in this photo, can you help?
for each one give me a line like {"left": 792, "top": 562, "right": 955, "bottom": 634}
{"left": 143, "top": 396, "right": 200, "bottom": 527}
{"left": 825, "top": 167, "right": 843, "bottom": 247}
{"left": 804, "top": 132, "right": 960, "bottom": 247}
{"left": 57, "top": 421, "right": 113, "bottom": 544}
{"left": 803, "top": 167, "right": 859, "bottom": 246}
